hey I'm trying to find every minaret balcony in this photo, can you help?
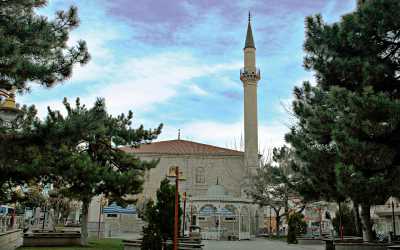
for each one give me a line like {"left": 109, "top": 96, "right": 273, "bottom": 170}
{"left": 240, "top": 68, "right": 260, "bottom": 82}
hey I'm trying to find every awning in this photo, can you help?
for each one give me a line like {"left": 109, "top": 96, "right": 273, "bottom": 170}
{"left": 103, "top": 203, "right": 136, "bottom": 214}
{"left": 199, "top": 206, "right": 234, "bottom": 216}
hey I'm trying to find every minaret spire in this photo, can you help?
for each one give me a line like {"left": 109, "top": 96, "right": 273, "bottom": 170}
{"left": 245, "top": 12, "right": 255, "bottom": 49}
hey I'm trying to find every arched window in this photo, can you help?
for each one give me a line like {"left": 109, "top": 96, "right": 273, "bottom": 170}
{"left": 195, "top": 167, "right": 205, "bottom": 184}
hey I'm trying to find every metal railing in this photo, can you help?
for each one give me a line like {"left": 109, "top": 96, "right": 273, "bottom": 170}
{"left": 240, "top": 68, "right": 260, "bottom": 81}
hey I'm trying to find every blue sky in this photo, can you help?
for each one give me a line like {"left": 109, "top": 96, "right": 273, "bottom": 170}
{"left": 21, "top": 0, "right": 356, "bottom": 151}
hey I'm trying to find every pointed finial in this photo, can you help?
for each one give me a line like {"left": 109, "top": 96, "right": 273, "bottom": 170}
{"left": 244, "top": 12, "right": 255, "bottom": 49}
{"left": 178, "top": 129, "right": 181, "bottom": 140}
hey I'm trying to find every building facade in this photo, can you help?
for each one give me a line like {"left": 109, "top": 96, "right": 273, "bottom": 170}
{"left": 88, "top": 14, "right": 264, "bottom": 238}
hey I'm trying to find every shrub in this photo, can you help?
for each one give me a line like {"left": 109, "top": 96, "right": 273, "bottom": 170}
{"left": 332, "top": 204, "right": 358, "bottom": 236}
{"left": 287, "top": 212, "right": 307, "bottom": 244}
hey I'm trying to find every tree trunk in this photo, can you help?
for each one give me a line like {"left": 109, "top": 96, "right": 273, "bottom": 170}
{"left": 360, "top": 203, "right": 374, "bottom": 242}
{"left": 81, "top": 200, "right": 90, "bottom": 246}
{"left": 275, "top": 214, "right": 281, "bottom": 236}
{"left": 352, "top": 201, "right": 362, "bottom": 237}
{"left": 284, "top": 195, "right": 289, "bottom": 224}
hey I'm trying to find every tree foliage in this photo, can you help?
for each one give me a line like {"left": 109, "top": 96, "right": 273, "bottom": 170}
{"left": 286, "top": 0, "right": 400, "bottom": 241}
{"left": 142, "top": 179, "right": 182, "bottom": 248}
{"left": 0, "top": 105, "right": 45, "bottom": 203}
{"left": 0, "top": 0, "right": 90, "bottom": 91}
{"left": 18, "top": 183, "right": 47, "bottom": 209}
{"left": 0, "top": 0, "right": 90, "bottom": 208}
{"left": 35, "top": 98, "right": 162, "bottom": 245}
{"left": 287, "top": 212, "right": 307, "bottom": 244}
{"left": 1, "top": 97, "right": 162, "bottom": 244}
{"left": 141, "top": 200, "right": 162, "bottom": 250}
{"left": 332, "top": 204, "right": 358, "bottom": 237}
{"left": 48, "top": 189, "right": 73, "bottom": 225}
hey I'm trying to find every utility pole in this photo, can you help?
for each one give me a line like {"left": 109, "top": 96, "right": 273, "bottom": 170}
{"left": 182, "top": 192, "right": 187, "bottom": 237}
{"left": 167, "top": 166, "right": 185, "bottom": 249}
{"left": 392, "top": 200, "right": 397, "bottom": 237}
{"left": 189, "top": 195, "right": 193, "bottom": 235}
{"left": 173, "top": 167, "right": 179, "bottom": 250}
{"left": 269, "top": 206, "right": 272, "bottom": 236}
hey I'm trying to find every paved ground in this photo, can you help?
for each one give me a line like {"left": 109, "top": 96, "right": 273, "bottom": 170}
{"left": 203, "top": 239, "right": 325, "bottom": 250}
{"left": 111, "top": 233, "right": 325, "bottom": 250}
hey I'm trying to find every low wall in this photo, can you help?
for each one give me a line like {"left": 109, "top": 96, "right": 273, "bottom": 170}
{"left": 123, "top": 240, "right": 141, "bottom": 250}
{"left": 23, "top": 232, "right": 81, "bottom": 247}
{"left": 0, "top": 229, "right": 23, "bottom": 250}
{"left": 103, "top": 215, "right": 145, "bottom": 238}
{"left": 87, "top": 222, "right": 105, "bottom": 239}
{"left": 297, "top": 237, "right": 324, "bottom": 245}
{"left": 334, "top": 243, "right": 393, "bottom": 250}
{"left": 123, "top": 239, "right": 204, "bottom": 250}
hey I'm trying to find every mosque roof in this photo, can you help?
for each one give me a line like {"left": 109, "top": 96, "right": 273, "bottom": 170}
{"left": 120, "top": 139, "right": 244, "bottom": 156}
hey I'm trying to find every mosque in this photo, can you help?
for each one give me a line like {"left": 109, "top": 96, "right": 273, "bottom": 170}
{"left": 88, "top": 14, "right": 265, "bottom": 239}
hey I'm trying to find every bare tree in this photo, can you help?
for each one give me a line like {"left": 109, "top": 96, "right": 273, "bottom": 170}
{"left": 248, "top": 146, "right": 304, "bottom": 236}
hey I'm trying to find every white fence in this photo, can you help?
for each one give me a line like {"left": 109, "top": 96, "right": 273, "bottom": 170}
{"left": 0, "top": 215, "right": 23, "bottom": 233}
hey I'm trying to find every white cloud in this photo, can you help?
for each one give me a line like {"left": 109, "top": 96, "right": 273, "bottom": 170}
{"left": 157, "top": 119, "right": 288, "bottom": 154}
{"left": 92, "top": 53, "right": 240, "bottom": 115}
{"left": 187, "top": 84, "right": 208, "bottom": 96}
{"left": 29, "top": 52, "right": 241, "bottom": 117}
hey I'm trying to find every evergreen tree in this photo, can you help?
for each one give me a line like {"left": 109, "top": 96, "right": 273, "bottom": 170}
{"left": 0, "top": 105, "right": 47, "bottom": 203}
{"left": 0, "top": 0, "right": 90, "bottom": 91}
{"left": 287, "top": 212, "right": 307, "bottom": 244}
{"left": 142, "top": 179, "right": 182, "bottom": 249}
{"left": 332, "top": 204, "right": 358, "bottom": 236}
{"left": 286, "top": 0, "right": 400, "bottom": 241}
{"left": 0, "top": 0, "right": 89, "bottom": 205}
{"left": 141, "top": 200, "right": 162, "bottom": 250}
{"left": 156, "top": 178, "right": 182, "bottom": 243}
{"left": 37, "top": 98, "right": 162, "bottom": 245}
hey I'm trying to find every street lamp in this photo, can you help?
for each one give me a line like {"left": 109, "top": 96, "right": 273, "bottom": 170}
{"left": 167, "top": 166, "right": 186, "bottom": 250}
{"left": 0, "top": 88, "right": 21, "bottom": 125}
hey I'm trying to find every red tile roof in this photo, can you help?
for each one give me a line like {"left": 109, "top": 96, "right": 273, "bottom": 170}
{"left": 120, "top": 139, "right": 244, "bottom": 156}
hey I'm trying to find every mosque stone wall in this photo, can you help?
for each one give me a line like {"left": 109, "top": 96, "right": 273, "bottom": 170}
{"left": 136, "top": 154, "right": 245, "bottom": 202}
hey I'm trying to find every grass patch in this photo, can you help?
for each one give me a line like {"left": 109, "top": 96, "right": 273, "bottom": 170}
{"left": 18, "top": 239, "right": 123, "bottom": 250}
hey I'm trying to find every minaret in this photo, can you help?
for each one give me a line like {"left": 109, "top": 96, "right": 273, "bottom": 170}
{"left": 240, "top": 13, "right": 260, "bottom": 175}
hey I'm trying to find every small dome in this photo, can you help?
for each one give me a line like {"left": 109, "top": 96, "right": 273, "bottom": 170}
{"left": 206, "top": 184, "right": 228, "bottom": 198}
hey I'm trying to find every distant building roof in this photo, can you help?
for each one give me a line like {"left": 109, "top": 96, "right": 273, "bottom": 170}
{"left": 120, "top": 139, "right": 243, "bottom": 156}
